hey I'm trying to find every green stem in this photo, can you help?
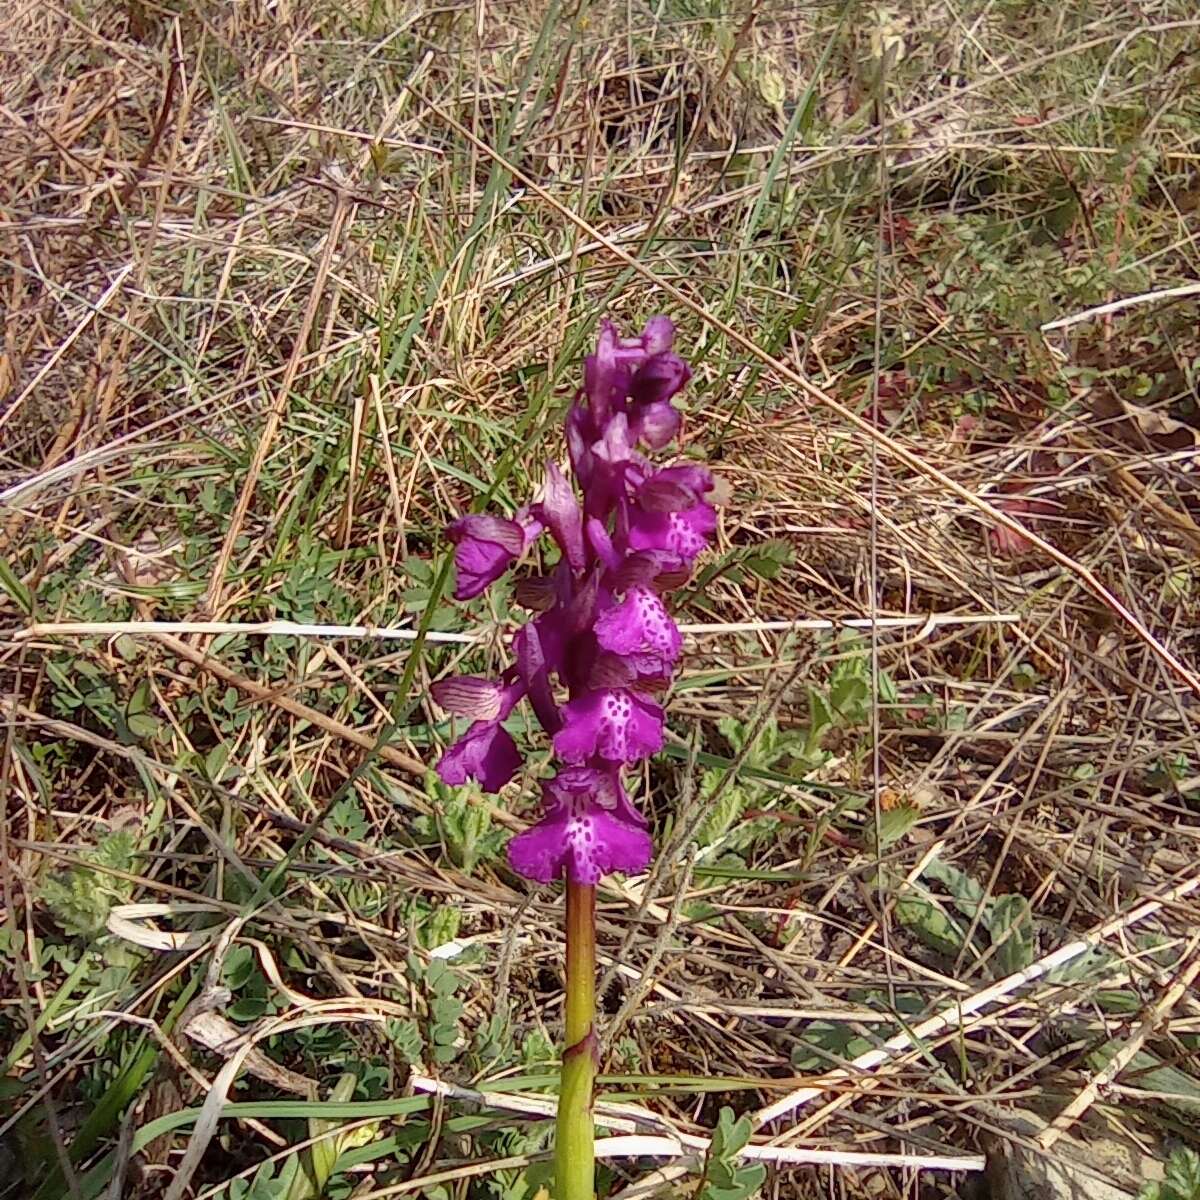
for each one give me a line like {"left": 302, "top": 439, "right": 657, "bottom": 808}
{"left": 556, "top": 880, "right": 596, "bottom": 1200}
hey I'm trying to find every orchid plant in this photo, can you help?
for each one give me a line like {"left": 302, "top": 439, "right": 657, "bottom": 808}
{"left": 433, "top": 316, "right": 714, "bottom": 1200}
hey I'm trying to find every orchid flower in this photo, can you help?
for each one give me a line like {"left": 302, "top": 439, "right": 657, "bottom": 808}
{"left": 433, "top": 317, "right": 712, "bottom": 1200}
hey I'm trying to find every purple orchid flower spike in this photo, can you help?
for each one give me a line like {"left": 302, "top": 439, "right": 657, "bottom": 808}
{"left": 433, "top": 315, "right": 714, "bottom": 883}
{"left": 432, "top": 316, "right": 714, "bottom": 1200}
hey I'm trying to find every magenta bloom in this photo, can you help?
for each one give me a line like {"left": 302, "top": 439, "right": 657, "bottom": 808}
{"left": 432, "top": 676, "right": 525, "bottom": 792}
{"left": 508, "top": 768, "right": 651, "bottom": 885}
{"left": 594, "top": 587, "right": 682, "bottom": 664}
{"left": 553, "top": 689, "right": 664, "bottom": 764}
{"left": 447, "top": 513, "right": 540, "bottom": 600}
{"left": 433, "top": 317, "right": 715, "bottom": 883}
{"left": 437, "top": 721, "right": 522, "bottom": 792}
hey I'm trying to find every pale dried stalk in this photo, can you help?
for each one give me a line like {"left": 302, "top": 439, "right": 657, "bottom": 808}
{"left": 1040, "top": 280, "right": 1200, "bottom": 331}
{"left": 0, "top": 264, "right": 133, "bottom": 432}
{"left": 202, "top": 193, "right": 351, "bottom": 616}
{"left": 16, "top": 611, "right": 1019, "bottom": 645}
{"left": 419, "top": 91, "right": 1200, "bottom": 697}
{"left": 409, "top": 1075, "right": 984, "bottom": 1173}
{"left": 754, "top": 871, "right": 1200, "bottom": 1128}
{"left": 1035, "top": 940, "right": 1200, "bottom": 1150}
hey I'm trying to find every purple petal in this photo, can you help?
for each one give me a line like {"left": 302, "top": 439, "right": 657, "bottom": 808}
{"left": 450, "top": 538, "right": 514, "bottom": 600}
{"left": 631, "top": 400, "right": 681, "bottom": 451}
{"left": 564, "top": 570, "right": 600, "bottom": 636}
{"left": 513, "top": 575, "right": 557, "bottom": 610}
{"left": 567, "top": 400, "right": 595, "bottom": 487}
{"left": 515, "top": 508, "right": 546, "bottom": 548}
{"left": 639, "top": 472, "right": 697, "bottom": 513}
{"left": 629, "top": 503, "right": 717, "bottom": 562}
{"left": 553, "top": 689, "right": 664, "bottom": 764}
{"left": 607, "top": 549, "right": 685, "bottom": 591}
{"left": 431, "top": 676, "right": 503, "bottom": 720}
{"left": 640, "top": 316, "right": 675, "bottom": 356}
{"left": 531, "top": 569, "right": 577, "bottom": 676}
{"left": 655, "top": 563, "right": 692, "bottom": 591}
{"left": 437, "top": 721, "right": 522, "bottom": 793}
{"left": 585, "top": 517, "right": 619, "bottom": 570}
{"left": 536, "top": 463, "right": 585, "bottom": 571}
{"left": 593, "top": 587, "right": 681, "bottom": 663}
{"left": 584, "top": 321, "right": 634, "bottom": 423}
{"left": 545, "top": 765, "right": 647, "bottom": 826}
{"left": 592, "top": 412, "right": 634, "bottom": 465}
{"left": 589, "top": 650, "right": 636, "bottom": 688}
{"left": 507, "top": 808, "right": 652, "bottom": 885}
{"left": 630, "top": 353, "right": 691, "bottom": 409}
{"left": 586, "top": 768, "right": 649, "bottom": 828}
{"left": 514, "top": 624, "right": 561, "bottom": 734}
{"left": 446, "top": 514, "right": 528, "bottom": 600}
{"left": 506, "top": 820, "right": 565, "bottom": 883}
{"left": 447, "top": 514, "right": 526, "bottom": 555}
{"left": 588, "top": 650, "right": 671, "bottom": 691}
{"left": 640, "top": 464, "right": 713, "bottom": 507}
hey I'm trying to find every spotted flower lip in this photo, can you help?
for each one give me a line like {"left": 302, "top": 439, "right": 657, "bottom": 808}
{"left": 593, "top": 587, "right": 682, "bottom": 664}
{"left": 435, "top": 316, "right": 714, "bottom": 884}
{"left": 553, "top": 688, "right": 664, "bottom": 765}
{"left": 507, "top": 768, "right": 652, "bottom": 884}
{"left": 628, "top": 492, "right": 717, "bottom": 563}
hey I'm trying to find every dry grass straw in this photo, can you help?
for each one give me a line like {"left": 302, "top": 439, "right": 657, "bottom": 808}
{"left": 2, "top": 1, "right": 1200, "bottom": 1197}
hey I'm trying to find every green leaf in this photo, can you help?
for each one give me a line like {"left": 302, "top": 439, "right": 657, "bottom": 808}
{"left": 790, "top": 1021, "right": 874, "bottom": 1071}
{"left": 222, "top": 945, "right": 256, "bottom": 989}
{"left": 387, "top": 1018, "right": 423, "bottom": 1067}
{"left": 423, "top": 906, "right": 461, "bottom": 951}
{"left": 696, "top": 772, "right": 747, "bottom": 848}
{"left": 828, "top": 672, "right": 868, "bottom": 719}
{"left": 921, "top": 856, "right": 987, "bottom": 921}
{"left": 706, "top": 1165, "right": 767, "bottom": 1200}
{"left": 716, "top": 715, "right": 746, "bottom": 752}
{"left": 39, "top": 830, "right": 138, "bottom": 938}
{"left": 710, "top": 1107, "right": 753, "bottom": 1159}
{"left": 205, "top": 743, "right": 231, "bottom": 782}
{"left": 1164, "top": 1147, "right": 1200, "bottom": 1199}
{"left": 806, "top": 687, "right": 834, "bottom": 741}
{"left": 740, "top": 539, "right": 793, "bottom": 582}
{"left": 1044, "top": 943, "right": 1118, "bottom": 986}
{"left": 988, "top": 894, "right": 1035, "bottom": 975}
{"left": 0, "top": 552, "right": 33, "bottom": 614}
{"left": 895, "top": 892, "right": 969, "bottom": 957}
{"left": 1140, "top": 1147, "right": 1200, "bottom": 1200}
{"left": 756, "top": 63, "right": 786, "bottom": 108}
{"left": 874, "top": 804, "right": 920, "bottom": 849}
{"left": 287, "top": 1073, "right": 377, "bottom": 1200}
{"left": 126, "top": 712, "right": 161, "bottom": 739}
{"left": 1088, "top": 1047, "right": 1200, "bottom": 1117}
